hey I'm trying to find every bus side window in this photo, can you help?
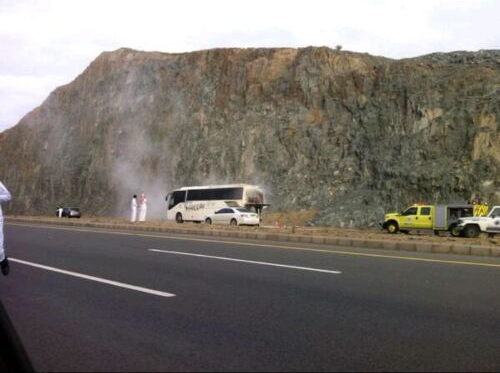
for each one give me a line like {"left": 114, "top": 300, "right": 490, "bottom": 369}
{"left": 169, "top": 191, "right": 186, "bottom": 210}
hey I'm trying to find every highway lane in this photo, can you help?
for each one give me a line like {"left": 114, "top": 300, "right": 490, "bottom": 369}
{"left": 1, "top": 223, "right": 499, "bottom": 372}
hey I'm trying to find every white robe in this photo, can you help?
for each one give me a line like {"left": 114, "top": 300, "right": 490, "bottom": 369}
{"left": 139, "top": 198, "right": 147, "bottom": 222}
{"left": 0, "top": 182, "right": 12, "bottom": 262}
{"left": 131, "top": 198, "right": 137, "bottom": 222}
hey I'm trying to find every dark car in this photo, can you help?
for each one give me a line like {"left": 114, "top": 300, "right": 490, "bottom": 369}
{"left": 55, "top": 207, "right": 81, "bottom": 218}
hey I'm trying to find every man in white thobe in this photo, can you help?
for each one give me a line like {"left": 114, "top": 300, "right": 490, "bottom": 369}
{"left": 131, "top": 195, "right": 138, "bottom": 223}
{"left": 139, "top": 193, "right": 147, "bottom": 222}
{"left": 0, "top": 181, "right": 12, "bottom": 276}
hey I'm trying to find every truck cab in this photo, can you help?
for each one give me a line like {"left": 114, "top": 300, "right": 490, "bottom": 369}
{"left": 383, "top": 205, "right": 433, "bottom": 234}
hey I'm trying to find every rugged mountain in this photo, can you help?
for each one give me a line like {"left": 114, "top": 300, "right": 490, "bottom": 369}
{"left": 0, "top": 47, "right": 499, "bottom": 226}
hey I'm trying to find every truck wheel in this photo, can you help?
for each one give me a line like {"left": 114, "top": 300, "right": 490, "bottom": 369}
{"left": 230, "top": 218, "right": 238, "bottom": 226}
{"left": 449, "top": 224, "right": 462, "bottom": 237}
{"left": 176, "top": 213, "right": 184, "bottom": 224}
{"left": 464, "top": 225, "right": 480, "bottom": 238}
{"left": 386, "top": 221, "right": 399, "bottom": 234}
{"left": 205, "top": 218, "right": 212, "bottom": 225}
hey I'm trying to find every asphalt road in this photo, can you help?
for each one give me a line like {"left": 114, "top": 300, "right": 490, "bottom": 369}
{"left": 1, "top": 222, "right": 499, "bottom": 372}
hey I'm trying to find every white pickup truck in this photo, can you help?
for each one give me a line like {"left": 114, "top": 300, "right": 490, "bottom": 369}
{"left": 456, "top": 206, "right": 500, "bottom": 237}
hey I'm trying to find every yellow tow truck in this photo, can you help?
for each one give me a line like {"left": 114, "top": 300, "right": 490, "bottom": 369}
{"left": 381, "top": 203, "right": 478, "bottom": 236}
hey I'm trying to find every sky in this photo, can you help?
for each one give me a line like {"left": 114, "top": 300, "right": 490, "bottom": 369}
{"left": 0, "top": 0, "right": 499, "bottom": 132}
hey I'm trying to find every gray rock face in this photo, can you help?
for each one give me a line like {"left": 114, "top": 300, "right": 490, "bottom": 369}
{"left": 0, "top": 47, "right": 498, "bottom": 226}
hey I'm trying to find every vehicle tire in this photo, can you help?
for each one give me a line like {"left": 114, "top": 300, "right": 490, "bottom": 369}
{"left": 463, "top": 225, "right": 480, "bottom": 238}
{"left": 386, "top": 221, "right": 399, "bottom": 234}
{"left": 449, "top": 224, "right": 462, "bottom": 237}
{"left": 205, "top": 218, "right": 212, "bottom": 225}
{"left": 176, "top": 213, "right": 184, "bottom": 224}
{"left": 230, "top": 218, "right": 238, "bottom": 226}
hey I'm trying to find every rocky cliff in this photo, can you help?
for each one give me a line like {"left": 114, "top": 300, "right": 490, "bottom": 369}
{"left": 0, "top": 47, "right": 499, "bottom": 226}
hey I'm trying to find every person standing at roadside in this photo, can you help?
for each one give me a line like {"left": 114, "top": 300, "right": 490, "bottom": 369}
{"left": 130, "top": 194, "right": 138, "bottom": 223}
{"left": 0, "top": 181, "right": 12, "bottom": 276}
{"left": 139, "top": 192, "right": 147, "bottom": 222}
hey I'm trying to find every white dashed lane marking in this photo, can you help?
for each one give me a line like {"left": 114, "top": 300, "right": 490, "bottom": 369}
{"left": 149, "top": 249, "right": 342, "bottom": 275}
{"left": 10, "top": 258, "right": 176, "bottom": 298}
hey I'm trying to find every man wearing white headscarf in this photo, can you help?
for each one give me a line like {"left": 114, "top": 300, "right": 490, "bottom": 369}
{"left": 139, "top": 193, "right": 147, "bottom": 222}
{"left": 0, "top": 181, "right": 12, "bottom": 276}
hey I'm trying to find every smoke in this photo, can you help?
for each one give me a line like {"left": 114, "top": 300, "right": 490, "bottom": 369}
{"left": 111, "top": 155, "right": 170, "bottom": 220}
{"left": 108, "top": 62, "right": 175, "bottom": 221}
{"left": 109, "top": 115, "right": 176, "bottom": 221}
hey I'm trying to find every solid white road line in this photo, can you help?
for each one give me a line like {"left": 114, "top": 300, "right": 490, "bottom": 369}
{"left": 10, "top": 258, "right": 176, "bottom": 298}
{"left": 149, "top": 249, "right": 342, "bottom": 275}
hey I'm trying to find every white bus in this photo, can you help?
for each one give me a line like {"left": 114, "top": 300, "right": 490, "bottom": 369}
{"left": 165, "top": 184, "right": 266, "bottom": 223}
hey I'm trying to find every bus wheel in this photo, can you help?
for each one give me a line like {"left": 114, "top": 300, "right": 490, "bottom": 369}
{"left": 176, "top": 213, "right": 184, "bottom": 224}
{"left": 205, "top": 218, "right": 212, "bottom": 225}
{"left": 230, "top": 219, "right": 238, "bottom": 226}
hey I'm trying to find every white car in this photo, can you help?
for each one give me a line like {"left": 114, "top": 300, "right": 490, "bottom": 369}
{"left": 205, "top": 207, "right": 260, "bottom": 226}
